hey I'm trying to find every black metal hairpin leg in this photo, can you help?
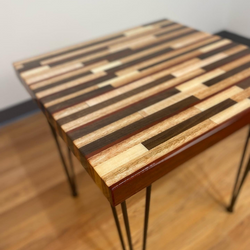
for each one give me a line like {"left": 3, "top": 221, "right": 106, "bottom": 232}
{"left": 111, "top": 185, "right": 152, "bottom": 250}
{"left": 111, "top": 205, "right": 126, "bottom": 250}
{"left": 121, "top": 201, "right": 133, "bottom": 250}
{"left": 48, "top": 122, "right": 78, "bottom": 197}
{"left": 142, "top": 185, "right": 151, "bottom": 250}
{"left": 227, "top": 125, "right": 250, "bottom": 212}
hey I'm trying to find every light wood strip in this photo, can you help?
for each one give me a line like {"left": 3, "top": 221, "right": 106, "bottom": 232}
{"left": 24, "top": 63, "right": 84, "bottom": 85}
{"left": 86, "top": 76, "right": 153, "bottom": 106}
{"left": 195, "top": 86, "right": 243, "bottom": 111}
{"left": 20, "top": 65, "right": 50, "bottom": 78}
{"left": 94, "top": 144, "right": 148, "bottom": 177}
{"left": 210, "top": 99, "right": 250, "bottom": 124}
{"left": 223, "top": 44, "right": 248, "bottom": 56}
{"left": 109, "top": 35, "right": 157, "bottom": 53}
{"left": 40, "top": 48, "right": 110, "bottom": 66}
{"left": 220, "top": 54, "right": 250, "bottom": 71}
{"left": 53, "top": 102, "right": 89, "bottom": 120}
{"left": 231, "top": 87, "right": 250, "bottom": 102}
{"left": 30, "top": 60, "right": 108, "bottom": 90}
{"left": 172, "top": 53, "right": 228, "bottom": 77}
{"left": 124, "top": 25, "right": 155, "bottom": 36}
{"left": 171, "top": 32, "right": 211, "bottom": 49}
{"left": 91, "top": 61, "right": 122, "bottom": 73}
{"left": 195, "top": 68, "right": 250, "bottom": 99}
{"left": 199, "top": 39, "right": 231, "bottom": 53}
{"left": 176, "top": 68, "right": 225, "bottom": 92}
{"left": 36, "top": 71, "right": 106, "bottom": 98}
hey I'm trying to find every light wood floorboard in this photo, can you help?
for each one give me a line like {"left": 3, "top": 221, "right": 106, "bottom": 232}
{"left": 0, "top": 112, "right": 250, "bottom": 250}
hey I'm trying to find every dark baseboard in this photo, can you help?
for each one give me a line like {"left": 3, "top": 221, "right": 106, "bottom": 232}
{"left": 1, "top": 30, "right": 250, "bottom": 127}
{"left": 215, "top": 30, "right": 250, "bottom": 47}
{"left": 0, "top": 99, "right": 39, "bottom": 127}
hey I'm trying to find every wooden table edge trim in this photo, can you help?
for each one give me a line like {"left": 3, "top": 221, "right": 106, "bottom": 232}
{"left": 110, "top": 108, "right": 250, "bottom": 206}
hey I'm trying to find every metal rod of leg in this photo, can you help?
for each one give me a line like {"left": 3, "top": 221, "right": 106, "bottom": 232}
{"left": 232, "top": 127, "right": 250, "bottom": 197}
{"left": 228, "top": 157, "right": 250, "bottom": 212}
{"left": 48, "top": 122, "right": 77, "bottom": 197}
{"left": 68, "top": 148, "right": 77, "bottom": 196}
{"left": 227, "top": 126, "right": 250, "bottom": 212}
{"left": 142, "top": 185, "right": 152, "bottom": 250}
{"left": 121, "top": 201, "right": 133, "bottom": 250}
{"left": 111, "top": 205, "right": 126, "bottom": 250}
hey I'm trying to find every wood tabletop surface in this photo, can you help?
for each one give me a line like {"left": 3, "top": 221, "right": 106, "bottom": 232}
{"left": 14, "top": 18, "right": 250, "bottom": 206}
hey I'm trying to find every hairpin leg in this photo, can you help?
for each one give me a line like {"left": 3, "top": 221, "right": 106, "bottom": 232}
{"left": 111, "top": 205, "right": 126, "bottom": 250}
{"left": 48, "top": 122, "right": 78, "bottom": 197}
{"left": 121, "top": 201, "right": 133, "bottom": 250}
{"left": 111, "top": 185, "right": 152, "bottom": 250}
{"left": 227, "top": 125, "right": 250, "bottom": 212}
{"left": 142, "top": 185, "right": 152, "bottom": 250}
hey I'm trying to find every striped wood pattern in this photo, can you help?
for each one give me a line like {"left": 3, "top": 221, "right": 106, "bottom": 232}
{"left": 14, "top": 19, "right": 250, "bottom": 206}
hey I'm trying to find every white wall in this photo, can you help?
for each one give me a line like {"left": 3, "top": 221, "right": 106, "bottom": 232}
{"left": 226, "top": 0, "right": 250, "bottom": 38}
{"left": 0, "top": 0, "right": 233, "bottom": 110}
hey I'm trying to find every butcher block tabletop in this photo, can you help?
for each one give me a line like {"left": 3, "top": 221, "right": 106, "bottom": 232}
{"left": 14, "top": 19, "right": 250, "bottom": 206}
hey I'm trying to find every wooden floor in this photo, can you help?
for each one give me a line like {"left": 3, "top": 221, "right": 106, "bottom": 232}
{"left": 0, "top": 112, "right": 250, "bottom": 250}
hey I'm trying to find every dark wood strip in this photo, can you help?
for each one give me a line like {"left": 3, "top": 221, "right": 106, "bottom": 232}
{"left": 48, "top": 47, "right": 108, "bottom": 67}
{"left": 139, "top": 38, "right": 224, "bottom": 71}
{"left": 203, "top": 61, "right": 250, "bottom": 87}
{"left": 48, "top": 85, "right": 114, "bottom": 113}
{"left": 155, "top": 26, "right": 187, "bottom": 37}
{"left": 161, "top": 22, "right": 177, "bottom": 28}
{"left": 40, "top": 73, "right": 116, "bottom": 104}
{"left": 18, "top": 61, "right": 41, "bottom": 73}
{"left": 105, "top": 47, "right": 175, "bottom": 73}
{"left": 59, "top": 74, "right": 176, "bottom": 126}
{"left": 33, "top": 71, "right": 92, "bottom": 93}
{"left": 78, "top": 96, "right": 199, "bottom": 156}
{"left": 142, "top": 19, "right": 167, "bottom": 27}
{"left": 202, "top": 48, "right": 250, "bottom": 71}
{"left": 237, "top": 77, "right": 250, "bottom": 89}
{"left": 105, "top": 48, "right": 134, "bottom": 61}
{"left": 197, "top": 43, "right": 237, "bottom": 59}
{"left": 142, "top": 99, "right": 236, "bottom": 150}
{"left": 18, "top": 34, "right": 126, "bottom": 73}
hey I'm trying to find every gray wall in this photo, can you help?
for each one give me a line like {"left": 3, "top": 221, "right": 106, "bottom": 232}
{"left": 226, "top": 0, "right": 250, "bottom": 39}
{"left": 0, "top": 0, "right": 239, "bottom": 110}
